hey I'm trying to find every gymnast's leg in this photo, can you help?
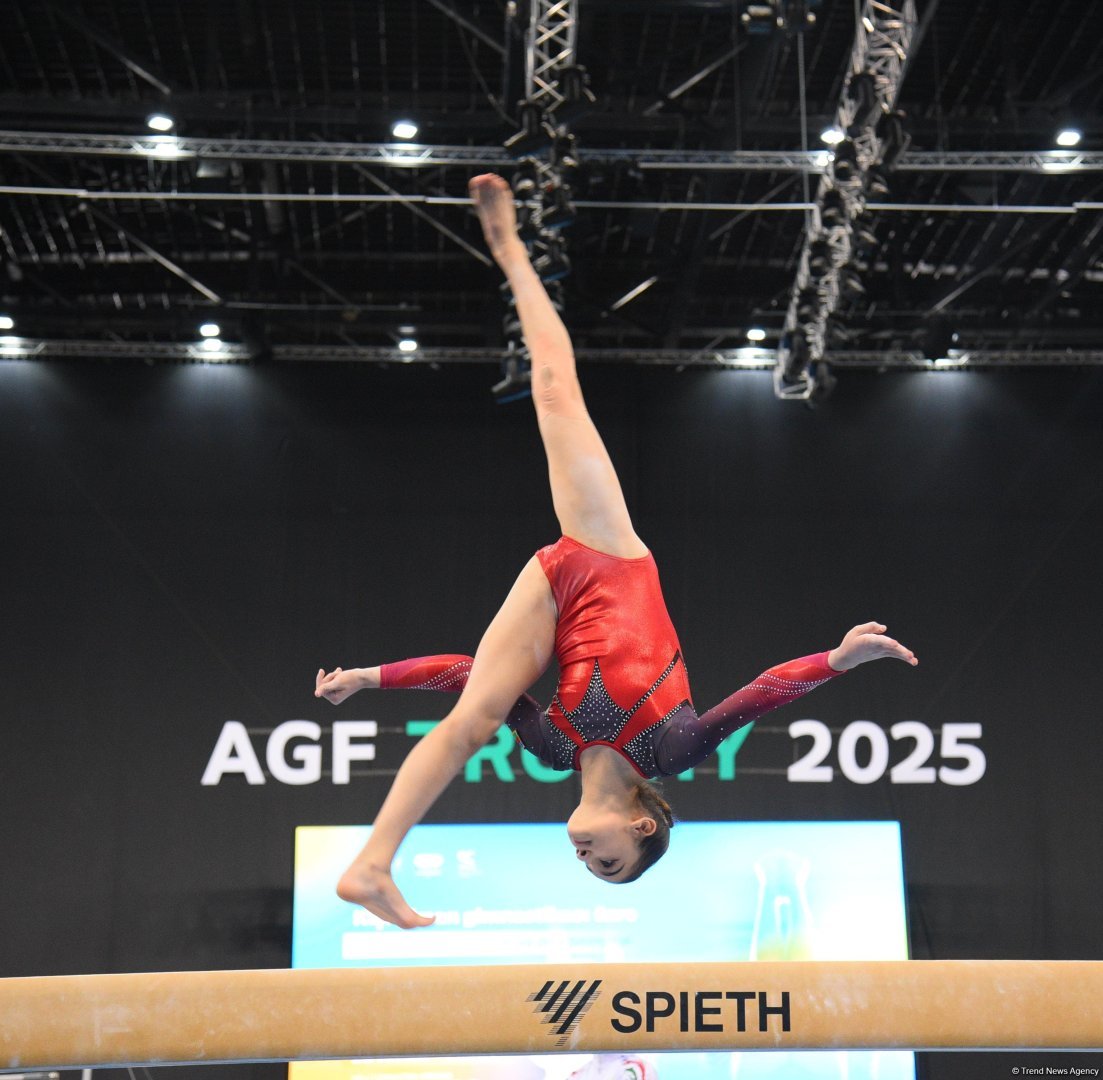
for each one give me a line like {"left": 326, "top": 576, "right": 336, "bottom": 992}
{"left": 470, "top": 173, "right": 646, "bottom": 559}
{"left": 335, "top": 555, "right": 556, "bottom": 927}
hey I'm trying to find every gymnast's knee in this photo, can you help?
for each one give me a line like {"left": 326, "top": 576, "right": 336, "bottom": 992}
{"left": 532, "top": 360, "right": 585, "bottom": 418}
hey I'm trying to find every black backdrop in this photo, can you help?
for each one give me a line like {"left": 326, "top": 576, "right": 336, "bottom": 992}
{"left": 2, "top": 358, "right": 1102, "bottom": 1080}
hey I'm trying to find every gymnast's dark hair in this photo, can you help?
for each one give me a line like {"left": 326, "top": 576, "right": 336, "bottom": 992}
{"left": 618, "top": 779, "right": 674, "bottom": 883}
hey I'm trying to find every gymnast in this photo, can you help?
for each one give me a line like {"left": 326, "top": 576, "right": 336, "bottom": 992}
{"left": 315, "top": 173, "right": 917, "bottom": 929}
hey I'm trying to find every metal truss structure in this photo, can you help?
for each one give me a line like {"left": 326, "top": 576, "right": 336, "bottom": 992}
{"left": 525, "top": 0, "right": 579, "bottom": 111}
{"left": 4, "top": 338, "right": 1102, "bottom": 370}
{"left": 2, "top": 130, "right": 1101, "bottom": 175}
{"left": 777, "top": 0, "right": 918, "bottom": 402}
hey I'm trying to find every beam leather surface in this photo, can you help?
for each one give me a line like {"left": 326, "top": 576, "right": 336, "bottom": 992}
{"left": 2, "top": 960, "right": 1101, "bottom": 1070}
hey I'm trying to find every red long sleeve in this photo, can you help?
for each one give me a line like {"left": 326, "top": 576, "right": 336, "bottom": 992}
{"left": 378, "top": 654, "right": 474, "bottom": 693}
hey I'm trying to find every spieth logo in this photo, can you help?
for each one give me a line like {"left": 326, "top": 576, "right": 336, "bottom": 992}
{"left": 529, "top": 979, "right": 604, "bottom": 1045}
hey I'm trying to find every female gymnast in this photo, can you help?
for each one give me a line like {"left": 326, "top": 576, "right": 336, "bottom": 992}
{"left": 316, "top": 173, "right": 917, "bottom": 930}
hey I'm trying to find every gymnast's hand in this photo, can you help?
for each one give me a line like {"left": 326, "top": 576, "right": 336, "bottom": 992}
{"left": 469, "top": 173, "right": 521, "bottom": 261}
{"left": 315, "top": 666, "right": 375, "bottom": 704}
{"left": 827, "top": 623, "right": 918, "bottom": 672}
{"left": 337, "top": 863, "right": 435, "bottom": 930}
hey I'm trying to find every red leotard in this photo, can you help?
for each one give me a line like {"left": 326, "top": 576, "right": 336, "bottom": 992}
{"left": 378, "top": 536, "right": 844, "bottom": 778}
{"left": 534, "top": 536, "right": 693, "bottom": 774}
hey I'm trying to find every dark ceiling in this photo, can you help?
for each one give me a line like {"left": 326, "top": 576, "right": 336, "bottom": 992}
{"left": 1, "top": 0, "right": 1102, "bottom": 368}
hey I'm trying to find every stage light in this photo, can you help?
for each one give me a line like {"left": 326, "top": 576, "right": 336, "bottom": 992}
{"left": 146, "top": 113, "right": 174, "bottom": 132}
{"left": 492, "top": 351, "right": 532, "bottom": 404}
{"left": 741, "top": 3, "right": 780, "bottom": 33}
{"left": 143, "top": 135, "right": 190, "bottom": 159}
{"left": 552, "top": 66, "right": 595, "bottom": 125}
{"left": 1056, "top": 128, "right": 1082, "bottom": 148}
{"left": 878, "top": 110, "right": 911, "bottom": 168}
{"left": 845, "top": 72, "right": 881, "bottom": 133}
{"left": 512, "top": 157, "right": 542, "bottom": 192}
{"left": 840, "top": 268, "right": 866, "bottom": 299}
{"left": 820, "top": 189, "right": 849, "bottom": 229}
{"left": 516, "top": 205, "right": 543, "bottom": 243}
{"left": 820, "top": 127, "right": 845, "bottom": 146}
{"left": 504, "top": 101, "right": 554, "bottom": 156}
{"left": 796, "top": 287, "right": 821, "bottom": 323}
{"left": 398, "top": 337, "right": 418, "bottom": 353}
{"left": 199, "top": 322, "right": 221, "bottom": 338}
{"left": 778, "top": 329, "right": 811, "bottom": 384}
{"left": 391, "top": 120, "right": 419, "bottom": 140}
{"left": 0, "top": 315, "right": 13, "bottom": 331}
{"left": 808, "top": 240, "right": 833, "bottom": 278}
{"left": 831, "top": 140, "right": 860, "bottom": 184}
{"left": 866, "top": 167, "right": 890, "bottom": 198}
{"left": 746, "top": 327, "right": 767, "bottom": 342}
{"left": 541, "top": 184, "right": 577, "bottom": 229}
{"left": 533, "top": 243, "right": 571, "bottom": 283}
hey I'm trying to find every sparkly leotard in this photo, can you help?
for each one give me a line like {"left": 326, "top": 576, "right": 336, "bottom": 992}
{"left": 379, "top": 537, "right": 843, "bottom": 778}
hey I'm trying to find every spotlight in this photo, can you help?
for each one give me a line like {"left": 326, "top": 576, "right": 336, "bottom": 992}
{"left": 820, "top": 189, "right": 849, "bottom": 229}
{"left": 504, "top": 101, "right": 554, "bottom": 156}
{"left": 516, "top": 204, "right": 543, "bottom": 243}
{"left": 533, "top": 238, "right": 572, "bottom": 282}
{"left": 550, "top": 133, "right": 580, "bottom": 173}
{"left": 877, "top": 110, "right": 911, "bottom": 168}
{"left": 552, "top": 66, "right": 595, "bottom": 125}
{"left": 831, "top": 140, "right": 860, "bottom": 184}
{"left": 746, "top": 327, "right": 767, "bottom": 342}
{"left": 840, "top": 268, "right": 865, "bottom": 299}
{"left": 0, "top": 315, "right": 13, "bottom": 331}
{"left": 397, "top": 337, "right": 418, "bottom": 353}
{"left": 143, "top": 135, "right": 189, "bottom": 159}
{"left": 820, "top": 127, "right": 846, "bottom": 146}
{"left": 1056, "top": 128, "right": 1082, "bottom": 148}
{"left": 808, "top": 240, "right": 833, "bottom": 278}
{"left": 741, "top": 3, "right": 779, "bottom": 34}
{"left": 844, "top": 72, "right": 880, "bottom": 134}
{"left": 511, "top": 158, "right": 543, "bottom": 201}
{"left": 866, "top": 167, "right": 890, "bottom": 198}
{"left": 391, "top": 120, "right": 419, "bottom": 140}
{"left": 492, "top": 350, "right": 532, "bottom": 405}
{"left": 146, "top": 113, "right": 174, "bottom": 132}
{"left": 853, "top": 224, "right": 878, "bottom": 250}
{"left": 199, "top": 322, "right": 221, "bottom": 338}
{"left": 796, "top": 287, "right": 821, "bottom": 323}
{"left": 778, "top": 329, "right": 811, "bottom": 385}
{"left": 540, "top": 184, "right": 577, "bottom": 230}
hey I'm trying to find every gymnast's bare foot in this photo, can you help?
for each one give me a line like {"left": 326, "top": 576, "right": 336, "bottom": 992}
{"left": 336, "top": 863, "right": 435, "bottom": 930}
{"left": 469, "top": 173, "right": 523, "bottom": 263}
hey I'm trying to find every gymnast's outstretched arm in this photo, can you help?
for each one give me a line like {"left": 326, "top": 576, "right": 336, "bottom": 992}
{"left": 655, "top": 622, "right": 917, "bottom": 775}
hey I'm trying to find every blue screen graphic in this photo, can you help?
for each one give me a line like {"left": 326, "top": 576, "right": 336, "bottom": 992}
{"left": 292, "top": 821, "right": 914, "bottom": 1080}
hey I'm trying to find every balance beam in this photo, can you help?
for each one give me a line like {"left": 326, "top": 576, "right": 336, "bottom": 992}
{"left": 2, "top": 961, "right": 1101, "bottom": 1070}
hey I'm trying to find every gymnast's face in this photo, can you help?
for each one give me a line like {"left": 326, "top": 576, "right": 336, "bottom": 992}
{"left": 567, "top": 806, "right": 657, "bottom": 883}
